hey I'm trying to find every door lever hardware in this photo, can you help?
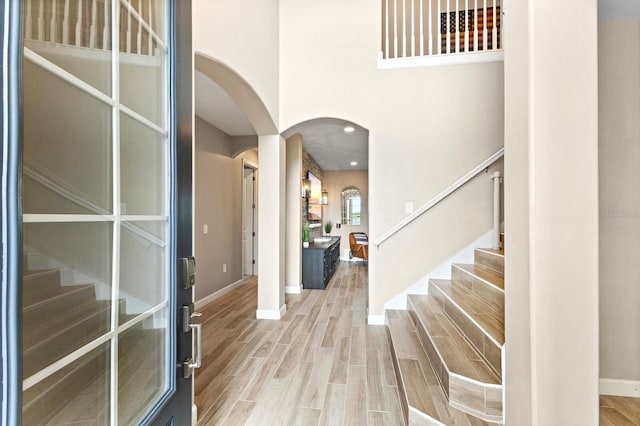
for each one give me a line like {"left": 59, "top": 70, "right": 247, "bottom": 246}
{"left": 183, "top": 322, "right": 202, "bottom": 379}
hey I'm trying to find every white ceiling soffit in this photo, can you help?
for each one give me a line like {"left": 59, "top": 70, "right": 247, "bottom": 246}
{"left": 283, "top": 118, "right": 369, "bottom": 171}
{"left": 194, "top": 70, "right": 256, "bottom": 136}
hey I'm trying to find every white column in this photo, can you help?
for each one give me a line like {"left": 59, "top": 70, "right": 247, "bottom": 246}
{"left": 504, "top": 0, "right": 599, "bottom": 424}
{"left": 257, "top": 134, "right": 286, "bottom": 319}
{"left": 285, "top": 135, "right": 303, "bottom": 294}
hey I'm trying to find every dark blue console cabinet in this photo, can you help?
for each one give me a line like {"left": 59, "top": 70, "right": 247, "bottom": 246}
{"left": 302, "top": 237, "right": 341, "bottom": 289}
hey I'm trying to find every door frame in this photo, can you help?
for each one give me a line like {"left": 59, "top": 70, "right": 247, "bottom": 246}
{"left": 242, "top": 159, "right": 258, "bottom": 278}
{"left": 1, "top": 0, "right": 24, "bottom": 423}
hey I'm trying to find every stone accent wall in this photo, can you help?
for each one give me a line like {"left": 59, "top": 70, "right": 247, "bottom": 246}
{"left": 302, "top": 151, "right": 324, "bottom": 240}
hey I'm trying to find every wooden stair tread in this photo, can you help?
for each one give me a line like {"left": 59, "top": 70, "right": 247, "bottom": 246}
{"left": 386, "top": 310, "right": 496, "bottom": 425}
{"left": 23, "top": 300, "right": 111, "bottom": 349}
{"left": 408, "top": 296, "right": 500, "bottom": 385}
{"left": 429, "top": 279, "right": 504, "bottom": 345}
{"left": 476, "top": 248, "right": 504, "bottom": 257}
{"left": 452, "top": 263, "right": 504, "bottom": 291}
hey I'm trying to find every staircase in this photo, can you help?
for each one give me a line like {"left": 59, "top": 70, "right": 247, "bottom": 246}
{"left": 386, "top": 244, "right": 505, "bottom": 425}
{"left": 22, "top": 254, "right": 162, "bottom": 425}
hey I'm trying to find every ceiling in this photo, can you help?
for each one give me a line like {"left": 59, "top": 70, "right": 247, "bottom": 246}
{"left": 194, "top": 72, "right": 368, "bottom": 170}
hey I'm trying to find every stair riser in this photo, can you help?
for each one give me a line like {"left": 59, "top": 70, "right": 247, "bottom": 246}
{"left": 23, "top": 286, "right": 96, "bottom": 328}
{"left": 474, "top": 250, "right": 504, "bottom": 276}
{"left": 23, "top": 270, "right": 62, "bottom": 300}
{"left": 429, "top": 282, "right": 501, "bottom": 379}
{"left": 451, "top": 265, "right": 504, "bottom": 312}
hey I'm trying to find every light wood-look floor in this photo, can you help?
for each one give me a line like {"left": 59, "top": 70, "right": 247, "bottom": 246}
{"left": 194, "top": 261, "right": 405, "bottom": 425}
{"left": 600, "top": 395, "right": 640, "bottom": 425}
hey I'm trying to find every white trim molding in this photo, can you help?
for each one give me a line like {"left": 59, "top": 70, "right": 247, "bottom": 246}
{"left": 194, "top": 279, "right": 245, "bottom": 310}
{"left": 256, "top": 304, "right": 287, "bottom": 320}
{"left": 600, "top": 378, "right": 640, "bottom": 397}
{"left": 285, "top": 284, "right": 302, "bottom": 294}
{"left": 367, "top": 314, "right": 385, "bottom": 325}
{"left": 378, "top": 50, "right": 504, "bottom": 70}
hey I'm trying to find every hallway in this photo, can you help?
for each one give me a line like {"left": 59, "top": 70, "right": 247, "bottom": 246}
{"left": 194, "top": 262, "right": 405, "bottom": 425}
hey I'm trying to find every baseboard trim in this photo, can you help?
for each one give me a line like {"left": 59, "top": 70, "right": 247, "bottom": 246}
{"left": 368, "top": 314, "right": 385, "bottom": 325}
{"left": 256, "top": 304, "right": 287, "bottom": 320}
{"left": 600, "top": 378, "right": 640, "bottom": 397}
{"left": 195, "top": 278, "right": 244, "bottom": 310}
{"left": 192, "top": 404, "right": 197, "bottom": 426}
{"left": 285, "top": 284, "right": 302, "bottom": 294}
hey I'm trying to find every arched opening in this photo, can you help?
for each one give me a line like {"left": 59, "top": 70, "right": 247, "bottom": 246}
{"left": 281, "top": 117, "right": 370, "bottom": 295}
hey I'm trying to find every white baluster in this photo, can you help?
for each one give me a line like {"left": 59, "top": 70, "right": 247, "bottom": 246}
{"left": 26, "top": 0, "right": 33, "bottom": 40}
{"left": 428, "top": 0, "right": 432, "bottom": 55}
{"left": 385, "top": 0, "right": 389, "bottom": 58}
{"left": 419, "top": 0, "right": 423, "bottom": 56}
{"left": 464, "top": 0, "right": 468, "bottom": 52}
{"left": 89, "top": 0, "right": 97, "bottom": 48}
{"left": 147, "top": 0, "right": 153, "bottom": 55}
{"left": 50, "top": 0, "right": 58, "bottom": 43}
{"left": 402, "top": 0, "right": 406, "bottom": 57}
{"left": 37, "top": 0, "right": 44, "bottom": 41}
{"left": 446, "top": 0, "right": 450, "bottom": 53}
{"left": 62, "top": 0, "right": 70, "bottom": 44}
{"left": 75, "top": 0, "right": 82, "bottom": 47}
{"left": 474, "top": 0, "right": 478, "bottom": 51}
{"left": 482, "top": 0, "right": 487, "bottom": 51}
{"left": 126, "top": 0, "right": 132, "bottom": 53}
{"left": 437, "top": 0, "right": 441, "bottom": 54}
{"left": 491, "top": 171, "right": 502, "bottom": 250}
{"left": 410, "top": 0, "right": 415, "bottom": 57}
{"left": 492, "top": 0, "right": 497, "bottom": 50}
{"left": 136, "top": 0, "right": 142, "bottom": 53}
{"left": 103, "top": 0, "right": 109, "bottom": 50}
{"left": 455, "top": 0, "right": 459, "bottom": 53}
{"left": 393, "top": 0, "right": 398, "bottom": 58}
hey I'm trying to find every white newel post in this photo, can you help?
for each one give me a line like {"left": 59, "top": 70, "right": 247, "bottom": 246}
{"left": 491, "top": 171, "right": 501, "bottom": 249}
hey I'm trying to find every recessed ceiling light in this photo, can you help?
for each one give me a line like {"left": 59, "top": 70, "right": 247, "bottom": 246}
{"left": 344, "top": 126, "right": 355, "bottom": 133}
{"left": 350, "top": 161, "right": 358, "bottom": 166}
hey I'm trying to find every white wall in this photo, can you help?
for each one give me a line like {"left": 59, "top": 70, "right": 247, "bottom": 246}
{"left": 285, "top": 134, "right": 302, "bottom": 292}
{"left": 322, "top": 170, "right": 369, "bottom": 259}
{"left": 505, "top": 0, "right": 599, "bottom": 423}
{"left": 279, "top": 0, "right": 504, "bottom": 315}
{"left": 192, "top": 0, "right": 279, "bottom": 128}
{"left": 599, "top": 18, "right": 640, "bottom": 382}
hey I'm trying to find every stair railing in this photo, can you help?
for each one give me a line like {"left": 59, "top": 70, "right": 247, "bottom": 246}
{"left": 24, "top": 163, "right": 166, "bottom": 248}
{"left": 24, "top": 0, "right": 163, "bottom": 56}
{"left": 373, "top": 147, "right": 504, "bottom": 248}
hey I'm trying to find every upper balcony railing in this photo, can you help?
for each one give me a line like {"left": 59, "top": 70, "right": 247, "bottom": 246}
{"left": 24, "top": 0, "right": 162, "bottom": 56}
{"left": 379, "top": 0, "right": 503, "bottom": 68}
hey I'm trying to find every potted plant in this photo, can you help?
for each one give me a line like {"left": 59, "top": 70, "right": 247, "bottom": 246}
{"left": 324, "top": 220, "right": 333, "bottom": 237}
{"left": 302, "top": 222, "right": 311, "bottom": 248}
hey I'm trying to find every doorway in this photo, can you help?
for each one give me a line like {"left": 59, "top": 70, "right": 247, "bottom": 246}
{"left": 243, "top": 163, "right": 258, "bottom": 277}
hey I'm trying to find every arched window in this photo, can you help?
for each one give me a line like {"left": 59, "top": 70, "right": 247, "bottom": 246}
{"left": 341, "top": 187, "right": 361, "bottom": 225}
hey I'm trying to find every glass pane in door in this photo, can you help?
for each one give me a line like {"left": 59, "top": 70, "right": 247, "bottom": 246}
{"left": 119, "top": 0, "right": 167, "bottom": 125}
{"left": 24, "top": 0, "right": 112, "bottom": 94}
{"left": 23, "top": 59, "right": 112, "bottom": 215}
{"left": 22, "top": 342, "right": 111, "bottom": 425}
{"left": 117, "top": 308, "right": 167, "bottom": 424}
{"left": 120, "top": 113, "right": 166, "bottom": 216}
{"left": 23, "top": 222, "right": 113, "bottom": 378}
